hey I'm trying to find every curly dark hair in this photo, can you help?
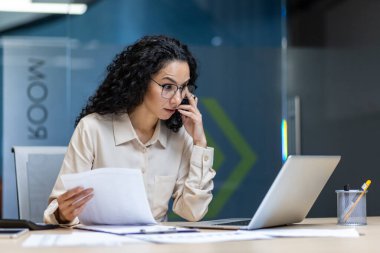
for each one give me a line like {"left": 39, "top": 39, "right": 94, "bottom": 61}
{"left": 75, "top": 35, "right": 198, "bottom": 132}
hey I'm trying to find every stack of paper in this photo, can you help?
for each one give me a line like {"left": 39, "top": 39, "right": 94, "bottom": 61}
{"left": 61, "top": 168, "right": 156, "bottom": 225}
{"left": 22, "top": 227, "right": 360, "bottom": 246}
{"left": 130, "top": 228, "right": 360, "bottom": 244}
{"left": 22, "top": 232, "right": 145, "bottom": 247}
{"left": 75, "top": 224, "right": 197, "bottom": 235}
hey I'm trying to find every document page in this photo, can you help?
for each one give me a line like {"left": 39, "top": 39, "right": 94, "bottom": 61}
{"left": 131, "top": 228, "right": 359, "bottom": 244}
{"left": 61, "top": 168, "right": 156, "bottom": 225}
{"left": 131, "top": 231, "right": 271, "bottom": 243}
{"left": 22, "top": 232, "right": 146, "bottom": 247}
{"left": 75, "top": 224, "right": 197, "bottom": 235}
{"left": 258, "top": 228, "right": 359, "bottom": 238}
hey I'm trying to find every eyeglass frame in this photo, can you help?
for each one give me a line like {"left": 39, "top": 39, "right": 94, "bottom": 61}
{"left": 150, "top": 78, "right": 197, "bottom": 99}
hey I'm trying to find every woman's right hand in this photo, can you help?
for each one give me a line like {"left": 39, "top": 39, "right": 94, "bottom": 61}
{"left": 56, "top": 186, "right": 94, "bottom": 223}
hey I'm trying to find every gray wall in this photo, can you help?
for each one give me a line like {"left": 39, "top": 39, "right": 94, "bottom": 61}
{"left": 287, "top": 0, "right": 380, "bottom": 216}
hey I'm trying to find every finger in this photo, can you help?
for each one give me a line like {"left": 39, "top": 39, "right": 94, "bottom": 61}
{"left": 70, "top": 193, "right": 94, "bottom": 209}
{"left": 60, "top": 193, "right": 94, "bottom": 221}
{"left": 194, "top": 95, "right": 198, "bottom": 106}
{"left": 177, "top": 104, "right": 196, "bottom": 112}
{"left": 65, "top": 188, "right": 93, "bottom": 207}
{"left": 58, "top": 188, "right": 93, "bottom": 210}
{"left": 72, "top": 203, "right": 88, "bottom": 218}
{"left": 58, "top": 188, "right": 92, "bottom": 207}
{"left": 72, "top": 197, "right": 92, "bottom": 219}
{"left": 59, "top": 187, "right": 84, "bottom": 201}
{"left": 184, "top": 89, "right": 196, "bottom": 106}
{"left": 178, "top": 109, "right": 198, "bottom": 120}
{"left": 188, "top": 93, "right": 196, "bottom": 106}
{"left": 186, "top": 91, "right": 197, "bottom": 106}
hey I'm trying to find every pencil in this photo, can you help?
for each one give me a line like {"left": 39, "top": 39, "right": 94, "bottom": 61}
{"left": 343, "top": 180, "right": 371, "bottom": 222}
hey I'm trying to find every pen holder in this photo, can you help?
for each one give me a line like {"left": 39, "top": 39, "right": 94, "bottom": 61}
{"left": 336, "top": 190, "right": 367, "bottom": 226}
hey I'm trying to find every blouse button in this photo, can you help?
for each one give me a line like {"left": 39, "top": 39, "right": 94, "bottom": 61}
{"left": 204, "top": 155, "right": 209, "bottom": 162}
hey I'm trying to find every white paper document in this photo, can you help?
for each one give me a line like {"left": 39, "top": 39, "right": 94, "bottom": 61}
{"left": 75, "top": 224, "right": 198, "bottom": 235}
{"left": 132, "top": 228, "right": 359, "bottom": 244}
{"left": 22, "top": 232, "right": 145, "bottom": 247}
{"left": 132, "top": 231, "right": 271, "bottom": 243}
{"left": 61, "top": 168, "right": 156, "bottom": 225}
{"left": 258, "top": 228, "right": 359, "bottom": 238}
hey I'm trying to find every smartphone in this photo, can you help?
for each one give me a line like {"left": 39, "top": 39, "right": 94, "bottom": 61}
{"left": 181, "top": 97, "right": 189, "bottom": 105}
{"left": 0, "top": 228, "right": 28, "bottom": 239}
{"left": 0, "top": 219, "right": 59, "bottom": 230}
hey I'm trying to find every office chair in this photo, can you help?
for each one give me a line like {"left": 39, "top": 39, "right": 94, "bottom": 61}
{"left": 12, "top": 146, "right": 67, "bottom": 223}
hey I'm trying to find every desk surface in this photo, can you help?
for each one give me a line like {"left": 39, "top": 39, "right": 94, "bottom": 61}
{"left": 1, "top": 217, "right": 379, "bottom": 253}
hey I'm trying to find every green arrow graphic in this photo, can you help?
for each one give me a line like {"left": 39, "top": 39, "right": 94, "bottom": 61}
{"left": 202, "top": 98, "right": 257, "bottom": 218}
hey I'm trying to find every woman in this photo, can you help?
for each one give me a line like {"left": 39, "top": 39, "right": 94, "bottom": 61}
{"left": 44, "top": 35, "right": 215, "bottom": 225}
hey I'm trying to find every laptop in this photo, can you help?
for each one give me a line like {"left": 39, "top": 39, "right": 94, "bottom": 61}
{"left": 179, "top": 155, "right": 341, "bottom": 230}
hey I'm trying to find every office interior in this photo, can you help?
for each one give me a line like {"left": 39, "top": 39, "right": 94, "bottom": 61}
{"left": 0, "top": 0, "right": 379, "bottom": 221}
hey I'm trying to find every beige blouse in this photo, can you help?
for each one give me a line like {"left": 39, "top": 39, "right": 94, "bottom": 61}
{"left": 43, "top": 113, "right": 215, "bottom": 225}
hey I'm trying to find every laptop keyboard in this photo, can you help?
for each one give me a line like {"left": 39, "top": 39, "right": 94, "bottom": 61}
{"left": 217, "top": 219, "right": 251, "bottom": 226}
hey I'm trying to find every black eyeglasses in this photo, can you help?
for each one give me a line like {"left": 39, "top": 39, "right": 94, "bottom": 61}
{"left": 151, "top": 78, "right": 196, "bottom": 99}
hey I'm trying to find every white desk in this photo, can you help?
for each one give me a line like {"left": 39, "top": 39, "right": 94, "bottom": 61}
{"left": 1, "top": 217, "right": 379, "bottom": 253}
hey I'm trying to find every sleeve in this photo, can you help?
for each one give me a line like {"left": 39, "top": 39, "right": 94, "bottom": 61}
{"left": 171, "top": 133, "right": 216, "bottom": 221}
{"left": 43, "top": 119, "right": 95, "bottom": 225}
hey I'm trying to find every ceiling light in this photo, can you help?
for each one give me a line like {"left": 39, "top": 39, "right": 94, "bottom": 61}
{"left": 0, "top": 1, "right": 87, "bottom": 15}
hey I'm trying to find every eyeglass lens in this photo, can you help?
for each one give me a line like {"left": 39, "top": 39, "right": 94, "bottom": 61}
{"left": 161, "top": 84, "right": 195, "bottom": 99}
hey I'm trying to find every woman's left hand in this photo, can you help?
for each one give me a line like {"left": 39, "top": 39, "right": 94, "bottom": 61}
{"left": 177, "top": 90, "right": 207, "bottom": 148}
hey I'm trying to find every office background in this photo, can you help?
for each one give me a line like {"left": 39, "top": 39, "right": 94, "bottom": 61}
{"left": 1, "top": 0, "right": 379, "bottom": 220}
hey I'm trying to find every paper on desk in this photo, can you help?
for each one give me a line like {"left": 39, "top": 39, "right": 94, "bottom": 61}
{"left": 22, "top": 232, "right": 146, "bottom": 247}
{"left": 257, "top": 228, "right": 359, "bottom": 238}
{"left": 131, "top": 231, "right": 271, "bottom": 243}
{"left": 132, "top": 228, "right": 359, "bottom": 244}
{"left": 75, "top": 224, "right": 198, "bottom": 235}
{"left": 61, "top": 168, "right": 156, "bottom": 225}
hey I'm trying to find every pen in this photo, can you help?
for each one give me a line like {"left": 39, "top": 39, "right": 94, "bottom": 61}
{"left": 139, "top": 227, "right": 178, "bottom": 234}
{"left": 343, "top": 180, "right": 371, "bottom": 222}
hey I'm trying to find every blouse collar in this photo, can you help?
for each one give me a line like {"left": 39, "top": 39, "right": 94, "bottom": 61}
{"left": 113, "top": 113, "right": 167, "bottom": 148}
